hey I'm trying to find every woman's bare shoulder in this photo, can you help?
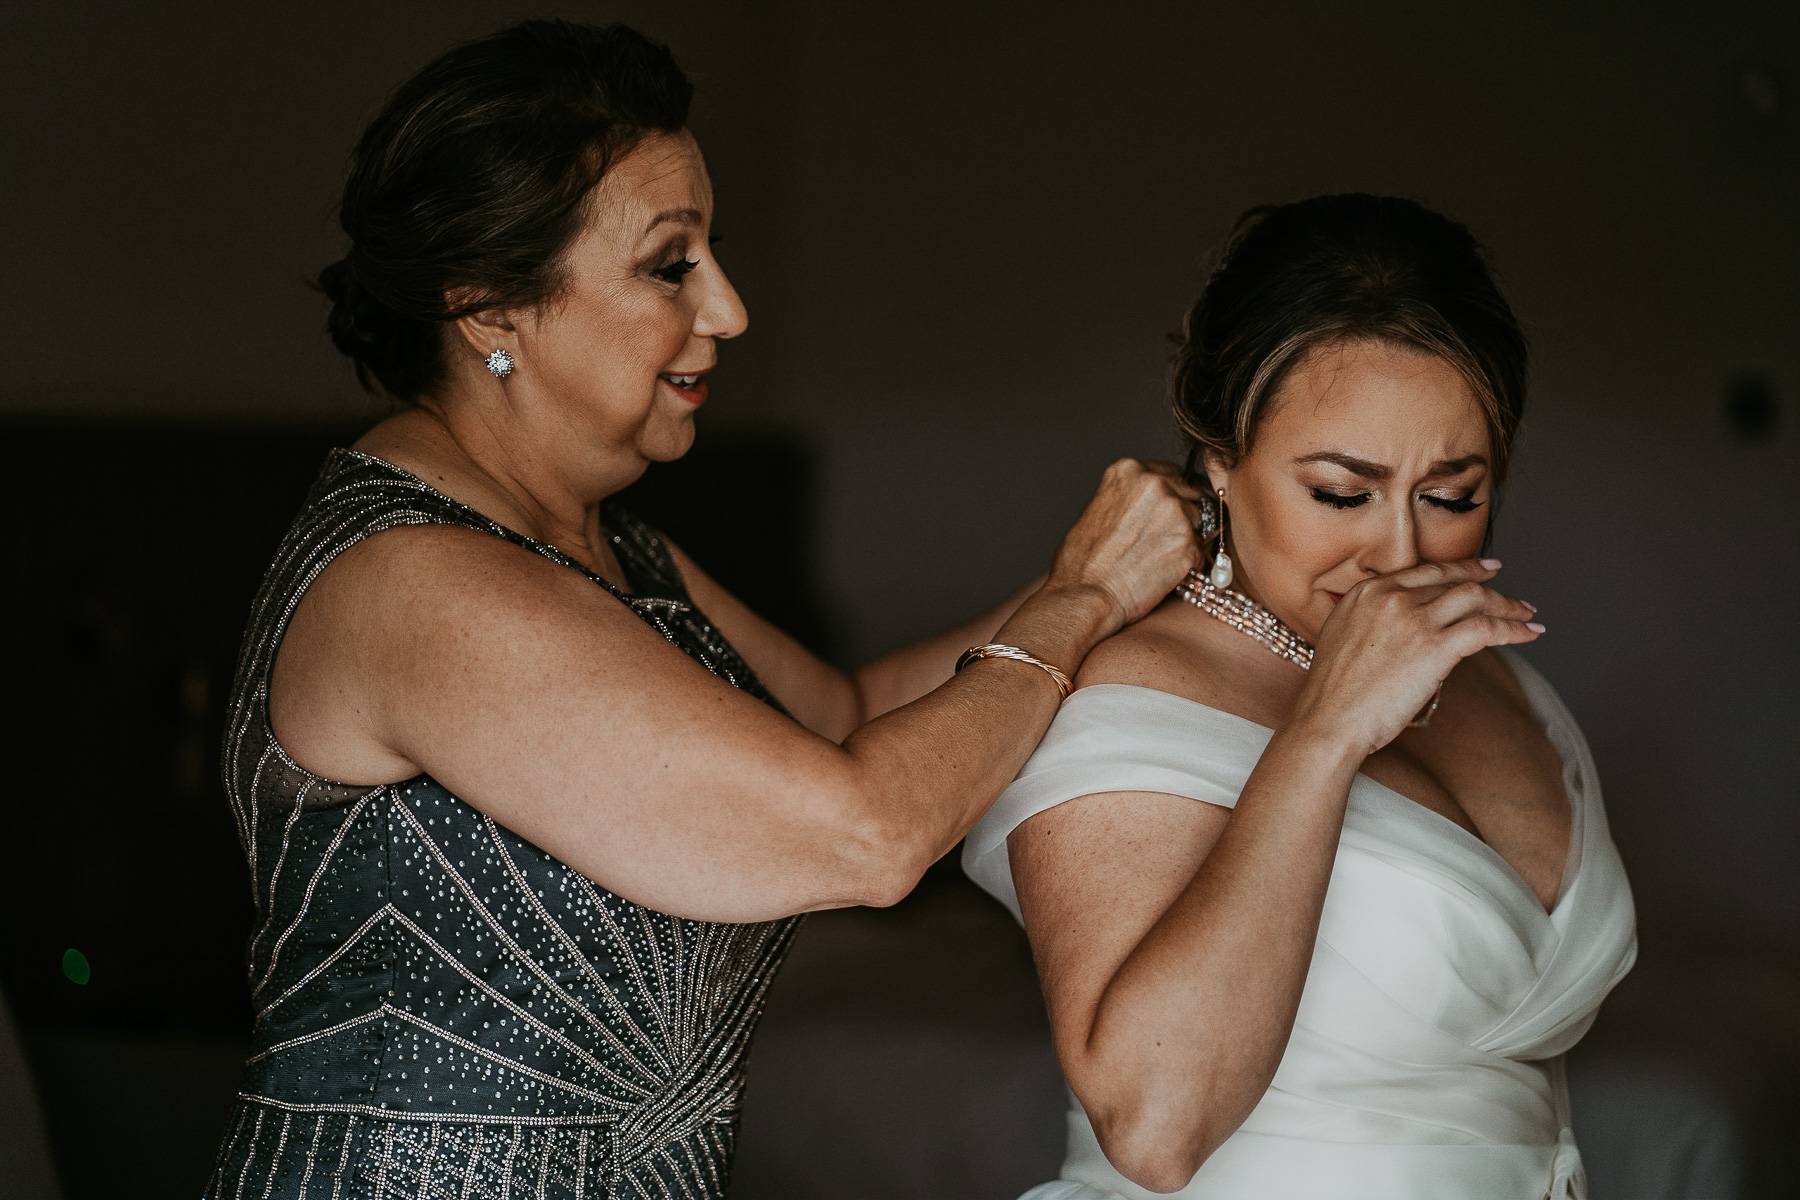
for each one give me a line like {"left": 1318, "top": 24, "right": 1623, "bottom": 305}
{"left": 302, "top": 520, "right": 606, "bottom": 631}
{"left": 270, "top": 520, "right": 667, "bottom": 783}
{"left": 1079, "top": 597, "right": 1309, "bottom": 730}
{"left": 1078, "top": 598, "right": 1249, "bottom": 710}
{"left": 1461, "top": 646, "right": 1533, "bottom": 704}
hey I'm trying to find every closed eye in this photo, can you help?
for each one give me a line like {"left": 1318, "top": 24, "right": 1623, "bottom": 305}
{"left": 1421, "top": 494, "right": 1485, "bottom": 514}
{"left": 1310, "top": 488, "right": 1371, "bottom": 510}
{"left": 651, "top": 258, "right": 699, "bottom": 284}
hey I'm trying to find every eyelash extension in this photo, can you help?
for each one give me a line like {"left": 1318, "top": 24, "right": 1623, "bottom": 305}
{"left": 1310, "top": 488, "right": 1371, "bottom": 510}
{"left": 651, "top": 258, "right": 699, "bottom": 284}
{"left": 708, "top": 234, "right": 725, "bottom": 246}
{"left": 1421, "top": 494, "right": 1486, "bottom": 514}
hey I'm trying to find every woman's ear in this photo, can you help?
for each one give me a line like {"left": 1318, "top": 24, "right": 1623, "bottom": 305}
{"left": 452, "top": 306, "right": 517, "bottom": 359}
{"left": 446, "top": 285, "right": 519, "bottom": 360}
{"left": 1200, "top": 449, "right": 1234, "bottom": 497}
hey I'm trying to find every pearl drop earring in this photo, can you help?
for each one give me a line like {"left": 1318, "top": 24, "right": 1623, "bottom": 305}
{"left": 1209, "top": 488, "right": 1235, "bottom": 589}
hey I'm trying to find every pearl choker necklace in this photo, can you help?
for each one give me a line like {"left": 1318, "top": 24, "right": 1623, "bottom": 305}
{"left": 1173, "top": 566, "right": 1443, "bottom": 726}
{"left": 1173, "top": 568, "right": 1315, "bottom": 670}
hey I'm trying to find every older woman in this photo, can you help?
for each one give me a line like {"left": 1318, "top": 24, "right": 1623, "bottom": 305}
{"left": 206, "top": 21, "right": 1199, "bottom": 1200}
{"left": 964, "top": 195, "right": 1636, "bottom": 1200}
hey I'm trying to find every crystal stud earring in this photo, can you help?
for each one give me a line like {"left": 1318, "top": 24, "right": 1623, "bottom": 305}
{"left": 1209, "top": 487, "right": 1235, "bottom": 589}
{"left": 485, "top": 348, "right": 515, "bottom": 379}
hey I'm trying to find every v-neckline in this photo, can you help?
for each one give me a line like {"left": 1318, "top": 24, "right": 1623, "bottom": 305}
{"left": 1090, "top": 666, "right": 1581, "bottom": 918}
{"left": 337, "top": 448, "right": 648, "bottom": 602}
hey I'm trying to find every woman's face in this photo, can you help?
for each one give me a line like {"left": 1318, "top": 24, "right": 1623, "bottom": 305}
{"left": 1205, "top": 339, "right": 1494, "bottom": 643}
{"left": 479, "top": 129, "right": 746, "bottom": 473}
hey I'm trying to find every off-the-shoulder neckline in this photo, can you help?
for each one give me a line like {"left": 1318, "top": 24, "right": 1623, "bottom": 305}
{"left": 1057, "top": 663, "right": 1581, "bottom": 916}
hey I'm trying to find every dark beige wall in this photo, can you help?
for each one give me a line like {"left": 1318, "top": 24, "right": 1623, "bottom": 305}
{"left": 3, "top": 1, "right": 1795, "bottom": 959}
{"left": 0, "top": 0, "right": 782, "bottom": 420}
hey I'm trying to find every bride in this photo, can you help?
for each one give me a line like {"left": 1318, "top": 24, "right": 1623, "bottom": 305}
{"left": 964, "top": 194, "right": 1636, "bottom": 1200}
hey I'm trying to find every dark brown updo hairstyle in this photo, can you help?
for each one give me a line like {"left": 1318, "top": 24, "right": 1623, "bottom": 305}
{"left": 319, "top": 21, "right": 693, "bottom": 401}
{"left": 1171, "top": 194, "right": 1528, "bottom": 487}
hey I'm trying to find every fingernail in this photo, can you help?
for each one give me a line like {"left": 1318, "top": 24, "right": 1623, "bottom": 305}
{"left": 1523, "top": 600, "right": 1538, "bottom": 614}
{"left": 1527, "top": 621, "right": 1546, "bottom": 633}
{"left": 1479, "top": 558, "right": 1502, "bottom": 570}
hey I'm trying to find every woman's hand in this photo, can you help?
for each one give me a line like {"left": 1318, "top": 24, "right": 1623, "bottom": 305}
{"left": 1292, "top": 558, "right": 1542, "bottom": 756}
{"left": 1045, "top": 459, "right": 1205, "bottom": 635}
{"left": 661, "top": 459, "right": 1204, "bottom": 742}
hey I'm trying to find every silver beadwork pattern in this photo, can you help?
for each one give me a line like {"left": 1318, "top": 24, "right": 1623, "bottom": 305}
{"left": 208, "top": 449, "right": 801, "bottom": 1198}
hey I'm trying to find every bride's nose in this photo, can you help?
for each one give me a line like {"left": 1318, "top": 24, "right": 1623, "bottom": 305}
{"left": 1363, "top": 499, "right": 1421, "bottom": 575}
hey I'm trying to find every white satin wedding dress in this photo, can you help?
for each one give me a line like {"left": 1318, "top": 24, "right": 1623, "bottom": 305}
{"left": 963, "top": 651, "right": 1636, "bottom": 1200}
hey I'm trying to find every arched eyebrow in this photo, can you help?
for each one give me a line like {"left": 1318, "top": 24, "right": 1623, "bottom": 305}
{"left": 1428, "top": 454, "right": 1489, "bottom": 476}
{"left": 645, "top": 207, "right": 703, "bottom": 233}
{"left": 1294, "top": 451, "right": 1488, "bottom": 479}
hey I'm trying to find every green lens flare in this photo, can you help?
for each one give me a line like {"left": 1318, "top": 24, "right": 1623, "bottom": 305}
{"left": 62, "top": 948, "right": 90, "bottom": 985}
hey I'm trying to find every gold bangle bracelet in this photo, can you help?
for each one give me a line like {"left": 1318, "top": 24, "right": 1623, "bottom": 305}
{"left": 954, "top": 643, "right": 1074, "bottom": 700}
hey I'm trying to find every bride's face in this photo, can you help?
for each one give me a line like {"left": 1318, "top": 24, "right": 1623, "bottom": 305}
{"left": 1205, "top": 339, "right": 1494, "bottom": 643}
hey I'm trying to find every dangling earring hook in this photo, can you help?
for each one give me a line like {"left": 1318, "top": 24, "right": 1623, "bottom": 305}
{"left": 1209, "top": 487, "right": 1235, "bottom": 589}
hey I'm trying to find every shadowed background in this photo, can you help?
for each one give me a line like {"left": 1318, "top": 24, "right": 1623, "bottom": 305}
{"left": 0, "top": 2, "right": 1794, "bottom": 1196}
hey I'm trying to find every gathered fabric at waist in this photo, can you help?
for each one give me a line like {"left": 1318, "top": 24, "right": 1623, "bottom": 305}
{"left": 1055, "top": 1103, "right": 1581, "bottom": 1200}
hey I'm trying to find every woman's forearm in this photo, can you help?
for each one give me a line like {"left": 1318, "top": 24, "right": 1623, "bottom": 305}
{"left": 1073, "top": 720, "right": 1364, "bottom": 1182}
{"left": 825, "top": 580, "right": 1120, "bottom": 900}
{"left": 851, "top": 575, "right": 1044, "bottom": 724}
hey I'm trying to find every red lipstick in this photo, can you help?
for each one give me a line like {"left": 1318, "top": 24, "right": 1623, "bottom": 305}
{"left": 659, "top": 367, "right": 711, "bottom": 406}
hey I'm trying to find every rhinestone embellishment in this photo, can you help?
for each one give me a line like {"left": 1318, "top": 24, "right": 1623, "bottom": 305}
{"left": 484, "top": 348, "right": 514, "bottom": 378}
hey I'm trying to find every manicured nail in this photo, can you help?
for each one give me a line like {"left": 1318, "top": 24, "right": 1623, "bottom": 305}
{"left": 1479, "top": 558, "right": 1502, "bottom": 570}
{"left": 1527, "top": 621, "right": 1546, "bottom": 633}
{"left": 1523, "top": 600, "right": 1538, "bottom": 614}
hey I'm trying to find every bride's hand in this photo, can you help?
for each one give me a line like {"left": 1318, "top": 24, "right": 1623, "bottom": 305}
{"left": 1292, "top": 559, "right": 1543, "bottom": 756}
{"left": 1046, "top": 459, "right": 1203, "bottom": 632}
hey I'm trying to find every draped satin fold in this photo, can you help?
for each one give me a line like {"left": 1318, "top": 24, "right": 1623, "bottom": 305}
{"left": 963, "top": 652, "right": 1636, "bottom": 1200}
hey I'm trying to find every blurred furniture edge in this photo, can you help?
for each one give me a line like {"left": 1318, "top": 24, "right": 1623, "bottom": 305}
{"left": 0, "top": 983, "right": 64, "bottom": 1200}
{"left": 1568, "top": 1049, "right": 1743, "bottom": 1199}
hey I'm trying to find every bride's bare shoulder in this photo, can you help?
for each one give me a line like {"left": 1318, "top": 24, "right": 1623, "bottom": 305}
{"left": 1078, "top": 597, "right": 1228, "bottom": 700}
{"left": 1078, "top": 596, "right": 1305, "bottom": 726}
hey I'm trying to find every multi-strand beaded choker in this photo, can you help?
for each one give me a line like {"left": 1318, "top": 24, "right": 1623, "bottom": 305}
{"left": 1173, "top": 559, "right": 1443, "bottom": 726}
{"left": 1173, "top": 567, "right": 1315, "bottom": 670}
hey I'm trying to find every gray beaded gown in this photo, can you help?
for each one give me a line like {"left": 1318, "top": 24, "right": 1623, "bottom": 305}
{"left": 206, "top": 449, "right": 803, "bottom": 1199}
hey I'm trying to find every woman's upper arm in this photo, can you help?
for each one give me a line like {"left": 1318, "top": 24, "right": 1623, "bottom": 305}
{"left": 271, "top": 524, "right": 877, "bottom": 922}
{"left": 661, "top": 538, "right": 861, "bottom": 741}
{"left": 1010, "top": 790, "right": 1233, "bottom": 1056}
